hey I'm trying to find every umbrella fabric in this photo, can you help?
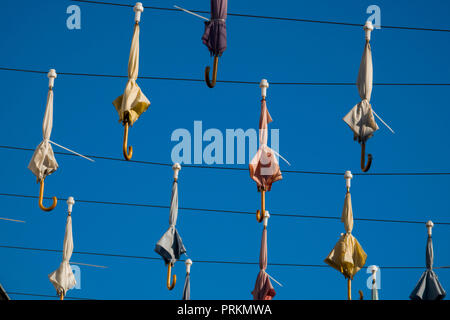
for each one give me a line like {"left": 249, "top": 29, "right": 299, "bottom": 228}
{"left": 48, "top": 214, "right": 76, "bottom": 296}
{"left": 372, "top": 284, "right": 379, "bottom": 300}
{"left": 249, "top": 99, "right": 282, "bottom": 191}
{"left": 28, "top": 88, "right": 58, "bottom": 181}
{"left": 410, "top": 236, "right": 446, "bottom": 300}
{"left": 155, "top": 180, "right": 186, "bottom": 265}
{"left": 113, "top": 23, "right": 150, "bottom": 126}
{"left": 343, "top": 40, "right": 379, "bottom": 143}
{"left": 201, "top": 0, "right": 227, "bottom": 57}
{"left": 324, "top": 191, "right": 367, "bottom": 280}
{"left": 251, "top": 227, "right": 276, "bottom": 300}
{"left": 182, "top": 273, "right": 190, "bottom": 300}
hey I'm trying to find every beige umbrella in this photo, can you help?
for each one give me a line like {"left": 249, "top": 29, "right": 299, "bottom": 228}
{"left": 343, "top": 21, "right": 379, "bottom": 172}
{"left": 113, "top": 2, "right": 150, "bottom": 161}
{"left": 48, "top": 197, "right": 76, "bottom": 300}
{"left": 324, "top": 171, "right": 367, "bottom": 300}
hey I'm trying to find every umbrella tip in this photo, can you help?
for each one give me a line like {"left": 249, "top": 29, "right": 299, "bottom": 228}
{"left": 48, "top": 69, "right": 57, "bottom": 88}
{"left": 67, "top": 196, "right": 75, "bottom": 214}
{"left": 344, "top": 170, "right": 353, "bottom": 190}
{"left": 260, "top": 79, "right": 269, "bottom": 98}
{"left": 134, "top": 2, "right": 143, "bottom": 22}
{"left": 367, "top": 265, "right": 378, "bottom": 274}
{"left": 173, "top": 163, "right": 181, "bottom": 179}
{"left": 426, "top": 220, "right": 434, "bottom": 236}
{"left": 364, "top": 21, "right": 374, "bottom": 41}
{"left": 185, "top": 259, "right": 192, "bottom": 273}
{"left": 263, "top": 210, "right": 270, "bottom": 227}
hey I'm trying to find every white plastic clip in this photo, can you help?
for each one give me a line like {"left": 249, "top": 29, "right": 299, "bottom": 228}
{"left": 260, "top": 79, "right": 269, "bottom": 99}
{"left": 364, "top": 20, "right": 374, "bottom": 42}
{"left": 263, "top": 210, "right": 270, "bottom": 227}
{"left": 173, "top": 163, "right": 181, "bottom": 180}
{"left": 344, "top": 170, "right": 353, "bottom": 191}
{"left": 48, "top": 69, "right": 57, "bottom": 89}
{"left": 134, "top": 2, "right": 144, "bottom": 23}
{"left": 67, "top": 196, "right": 75, "bottom": 215}
{"left": 426, "top": 220, "right": 434, "bottom": 237}
{"left": 185, "top": 259, "right": 193, "bottom": 274}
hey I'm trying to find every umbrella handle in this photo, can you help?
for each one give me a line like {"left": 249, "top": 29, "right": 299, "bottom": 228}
{"left": 167, "top": 263, "right": 176, "bottom": 290}
{"left": 360, "top": 142, "right": 372, "bottom": 172}
{"left": 38, "top": 179, "right": 57, "bottom": 212}
{"left": 205, "top": 55, "right": 219, "bottom": 88}
{"left": 123, "top": 121, "right": 133, "bottom": 161}
{"left": 256, "top": 190, "right": 265, "bottom": 223}
{"left": 358, "top": 290, "right": 364, "bottom": 300}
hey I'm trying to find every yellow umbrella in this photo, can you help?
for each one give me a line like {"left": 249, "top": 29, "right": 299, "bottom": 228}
{"left": 113, "top": 2, "right": 150, "bottom": 160}
{"left": 324, "top": 171, "right": 367, "bottom": 300}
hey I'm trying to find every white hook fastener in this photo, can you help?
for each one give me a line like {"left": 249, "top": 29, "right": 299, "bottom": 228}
{"left": 67, "top": 196, "right": 75, "bottom": 215}
{"left": 134, "top": 2, "right": 144, "bottom": 23}
{"left": 185, "top": 259, "right": 193, "bottom": 274}
{"left": 263, "top": 210, "right": 270, "bottom": 227}
{"left": 260, "top": 79, "right": 269, "bottom": 98}
{"left": 344, "top": 170, "right": 353, "bottom": 190}
{"left": 426, "top": 220, "right": 434, "bottom": 237}
{"left": 364, "top": 20, "right": 374, "bottom": 42}
{"left": 173, "top": 163, "right": 181, "bottom": 180}
{"left": 48, "top": 69, "right": 57, "bottom": 88}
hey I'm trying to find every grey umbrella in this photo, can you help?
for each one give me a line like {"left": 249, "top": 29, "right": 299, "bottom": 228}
{"left": 202, "top": 0, "right": 227, "bottom": 88}
{"left": 155, "top": 163, "right": 186, "bottom": 290}
{"left": 410, "top": 221, "right": 446, "bottom": 300}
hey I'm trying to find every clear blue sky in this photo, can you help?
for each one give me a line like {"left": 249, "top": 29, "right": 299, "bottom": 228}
{"left": 0, "top": 0, "right": 449, "bottom": 300}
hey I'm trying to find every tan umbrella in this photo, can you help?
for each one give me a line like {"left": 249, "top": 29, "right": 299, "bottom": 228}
{"left": 48, "top": 197, "right": 76, "bottom": 300}
{"left": 324, "top": 171, "right": 367, "bottom": 300}
{"left": 249, "top": 79, "right": 282, "bottom": 223}
{"left": 343, "top": 21, "right": 379, "bottom": 172}
{"left": 113, "top": 2, "right": 150, "bottom": 161}
{"left": 28, "top": 69, "right": 59, "bottom": 212}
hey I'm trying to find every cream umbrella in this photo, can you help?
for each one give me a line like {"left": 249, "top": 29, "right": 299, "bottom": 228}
{"left": 324, "top": 171, "right": 367, "bottom": 300}
{"left": 48, "top": 197, "right": 76, "bottom": 300}
{"left": 113, "top": 2, "right": 150, "bottom": 161}
{"left": 343, "top": 21, "right": 379, "bottom": 172}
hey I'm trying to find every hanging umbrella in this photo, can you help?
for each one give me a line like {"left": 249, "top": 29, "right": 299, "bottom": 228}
{"left": 182, "top": 259, "right": 192, "bottom": 300}
{"left": 113, "top": 2, "right": 150, "bottom": 160}
{"left": 368, "top": 265, "right": 379, "bottom": 300}
{"left": 49, "top": 197, "right": 76, "bottom": 300}
{"left": 249, "top": 80, "right": 282, "bottom": 223}
{"left": 324, "top": 171, "right": 367, "bottom": 300}
{"left": 343, "top": 21, "right": 379, "bottom": 172}
{"left": 202, "top": 0, "right": 227, "bottom": 88}
{"left": 410, "top": 221, "right": 446, "bottom": 300}
{"left": 28, "top": 69, "right": 59, "bottom": 212}
{"left": 252, "top": 211, "right": 276, "bottom": 300}
{"left": 155, "top": 163, "right": 187, "bottom": 290}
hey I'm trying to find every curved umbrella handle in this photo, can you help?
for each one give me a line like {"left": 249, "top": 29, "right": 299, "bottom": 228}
{"left": 167, "top": 262, "right": 176, "bottom": 290}
{"left": 123, "top": 121, "right": 133, "bottom": 161}
{"left": 205, "top": 55, "right": 219, "bottom": 88}
{"left": 38, "top": 179, "right": 57, "bottom": 212}
{"left": 359, "top": 290, "right": 364, "bottom": 300}
{"left": 360, "top": 142, "right": 372, "bottom": 172}
{"left": 256, "top": 190, "right": 265, "bottom": 223}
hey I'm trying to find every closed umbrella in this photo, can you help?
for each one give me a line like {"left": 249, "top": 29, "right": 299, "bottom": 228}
{"left": 28, "top": 69, "right": 59, "bottom": 212}
{"left": 182, "top": 259, "right": 192, "bottom": 300}
{"left": 202, "top": 0, "right": 227, "bottom": 88}
{"left": 368, "top": 265, "right": 379, "bottom": 300}
{"left": 252, "top": 211, "right": 276, "bottom": 300}
{"left": 410, "top": 221, "right": 446, "bottom": 300}
{"left": 113, "top": 2, "right": 150, "bottom": 160}
{"left": 325, "top": 171, "right": 367, "bottom": 300}
{"left": 249, "top": 80, "right": 282, "bottom": 223}
{"left": 49, "top": 197, "right": 76, "bottom": 300}
{"left": 343, "top": 21, "right": 379, "bottom": 172}
{"left": 155, "top": 163, "right": 187, "bottom": 290}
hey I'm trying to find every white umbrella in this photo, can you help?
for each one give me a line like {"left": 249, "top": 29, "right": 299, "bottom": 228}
{"left": 48, "top": 197, "right": 76, "bottom": 300}
{"left": 113, "top": 2, "right": 150, "bottom": 161}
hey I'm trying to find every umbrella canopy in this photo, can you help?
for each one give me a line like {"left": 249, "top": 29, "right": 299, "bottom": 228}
{"left": 249, "top": 95, "right": 282, "bottom": 192}
{"left": 201, "top": 0, "right": 227, "bottom": 57}
{"left": 251, "top": 219, "right": 276, "bottom": 300}
{"left": 410, "top": 221, "right": 446, "bottom": 300}
{"left": 48, "top": 197, "right": 76, "bottom": 298}
{"left": 113, "top": 3, "right": 150, "bottom": 127}
{"left": 343, "top": 21, "right": 379, "bottom": 144}
{"left": 325, "top": 172, "right": 367, "bottom": 281}
{"left": 155, "top": 164, "right": 186, "bottom": 265}
{"left": 28, "top": 69, "right": 58, "bottom": 182}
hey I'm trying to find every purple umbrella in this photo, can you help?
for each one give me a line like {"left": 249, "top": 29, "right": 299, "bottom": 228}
{"left": 201, "top": 0, "right": 227, "bottom": 88}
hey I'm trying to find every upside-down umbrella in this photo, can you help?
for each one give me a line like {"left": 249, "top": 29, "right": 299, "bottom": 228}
{"left": 249, "top": 80, "right": 282, "bottom": 223}
{"left": 252, "top": 212, "right": 276, "bottom": 300}
{"left": 202, "top": 0, "right": 227, "bottom": 88}
{"left": 49, "top": 197, "right": 76, "bottom": 300}
{"left": 343, "top": 21, "right": 379, "bottom": 172}
{"left": 182, "top": 259, "right": 192, "bottom": 300}
{"left": 155, "top": 163, "right": 187, "bottom": 290}
{"left": 28, "top": 69, "right": 59, "bottom": 212}
{"left": 410, "top": 221, "right": 446, "bottom": 300}
{"left": 113, "top": 2, "right": 150, "bottom": 161}
{"left": 324, "top": 171, "right": 367, "bottom": 300}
